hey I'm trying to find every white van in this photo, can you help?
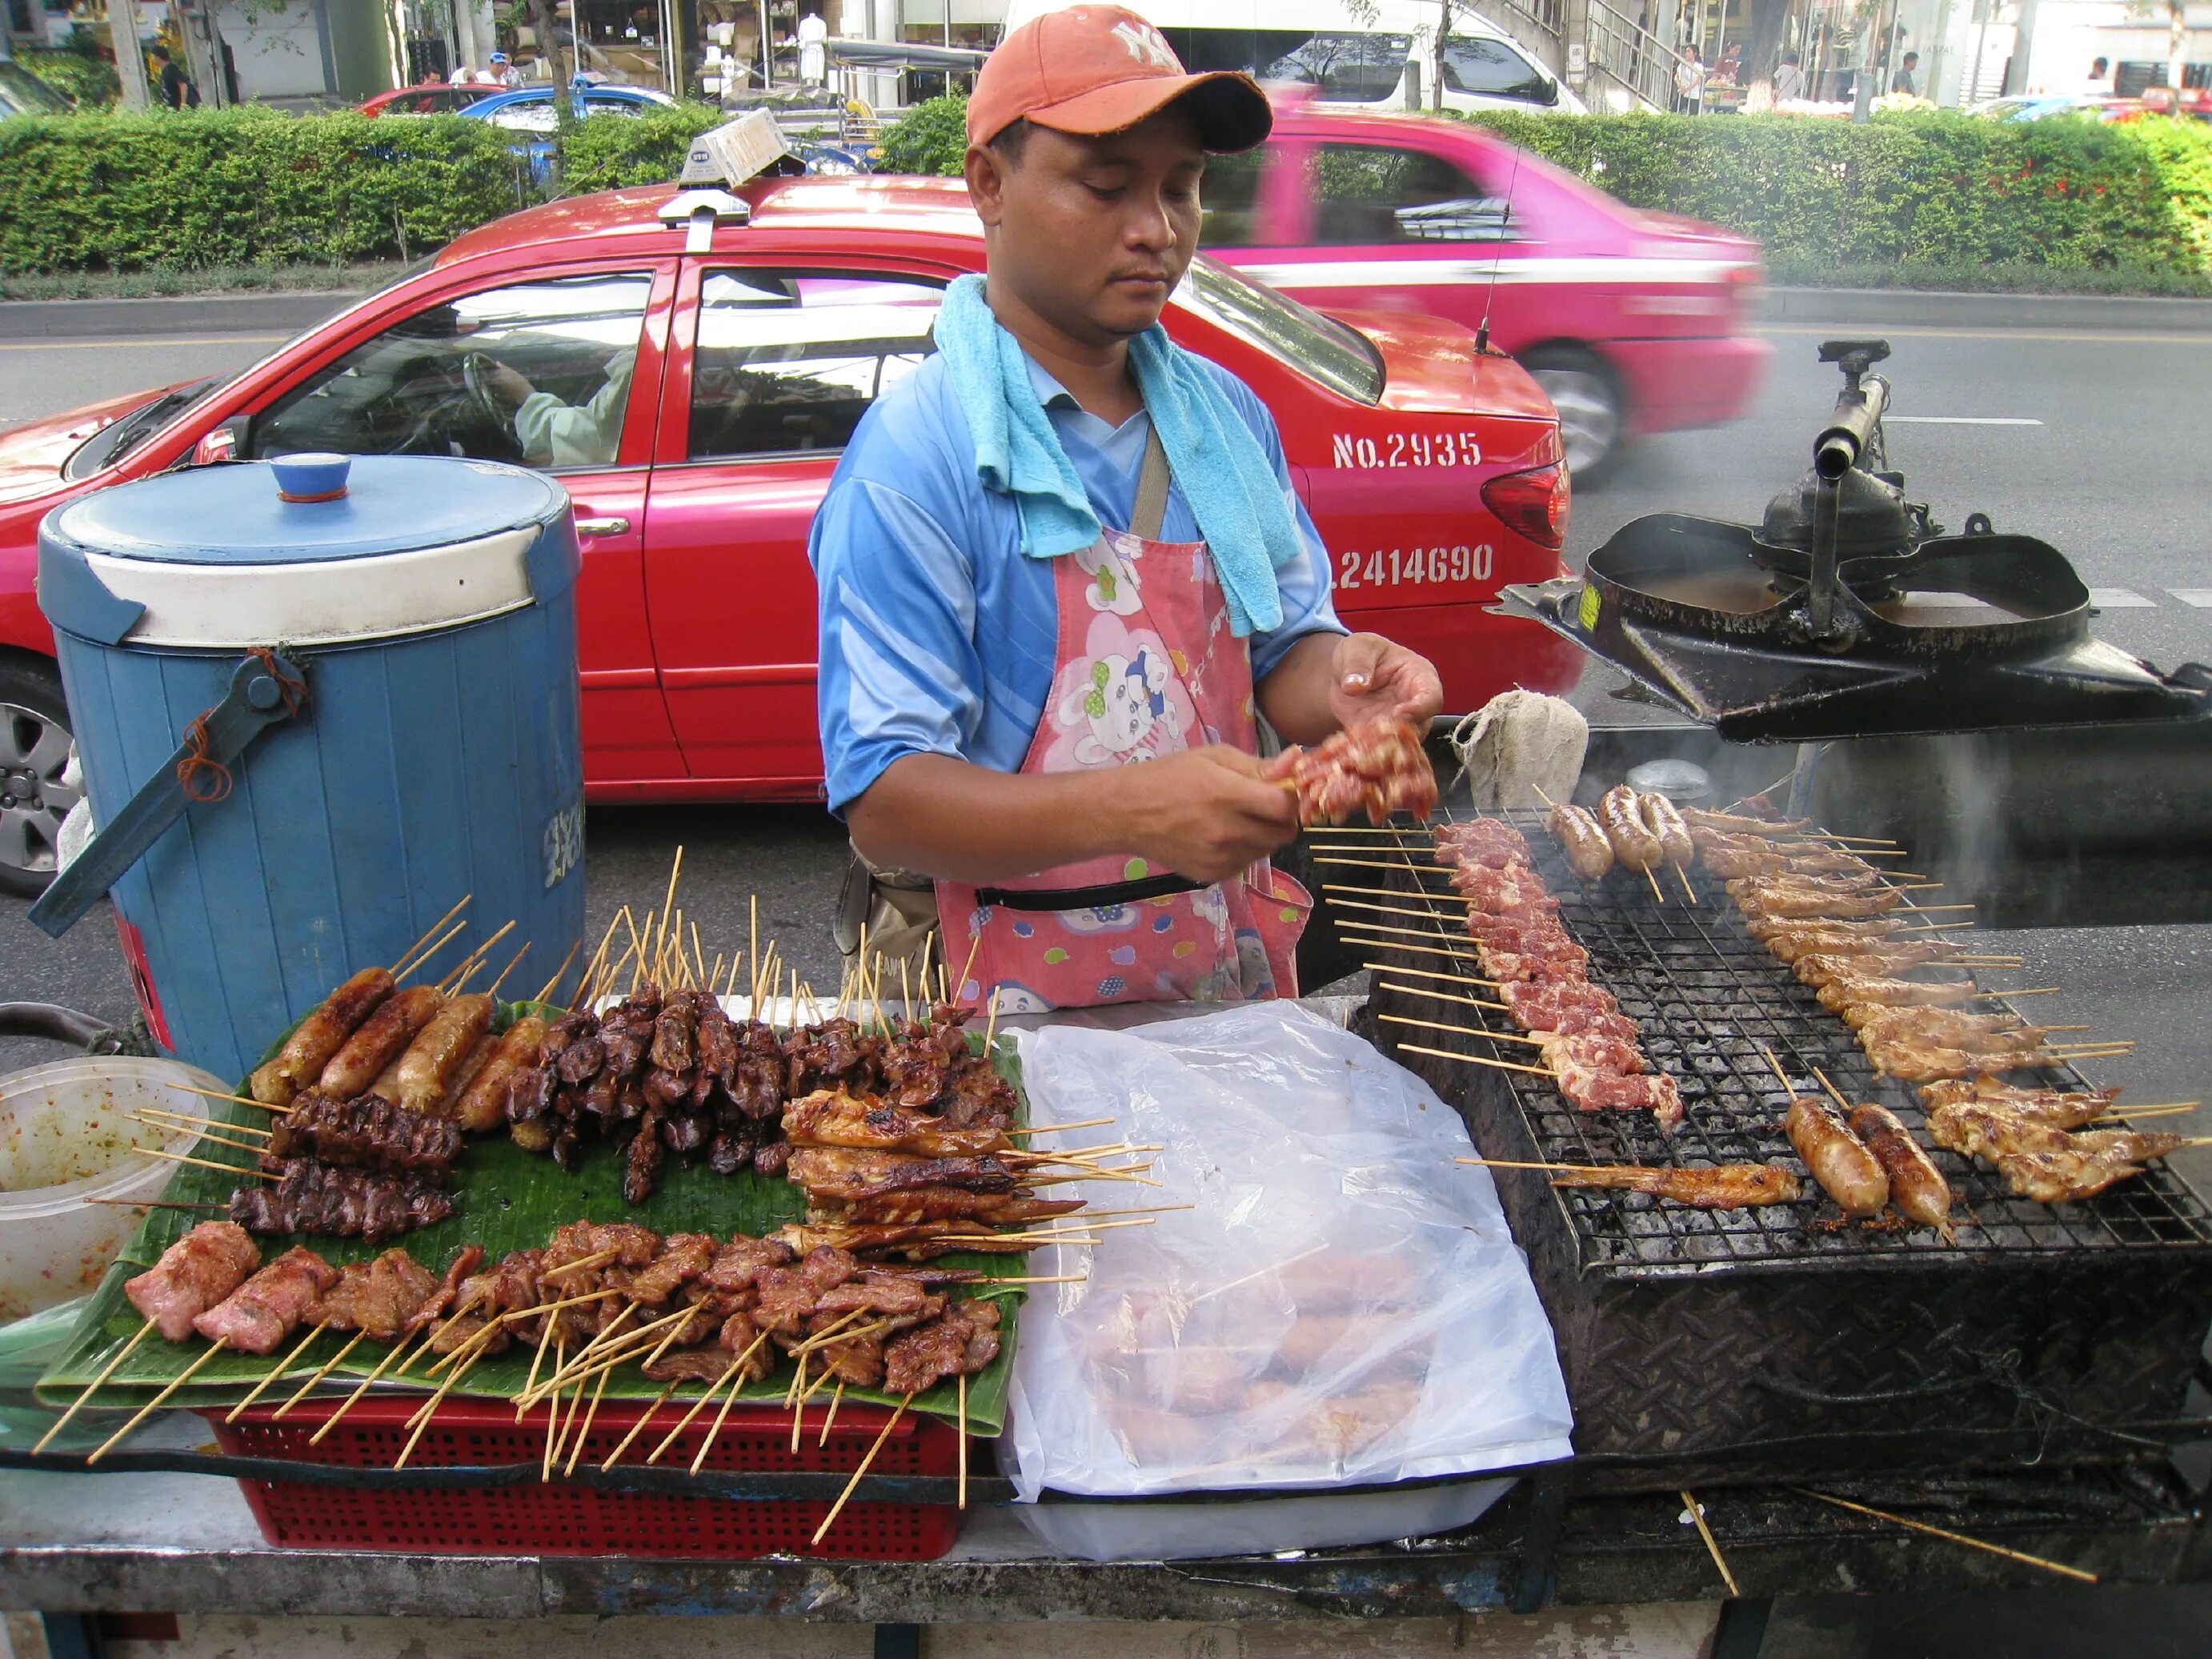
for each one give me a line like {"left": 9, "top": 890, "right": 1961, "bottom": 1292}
{"left": 997, "top": 0, "right": 1585, "bottom": 116}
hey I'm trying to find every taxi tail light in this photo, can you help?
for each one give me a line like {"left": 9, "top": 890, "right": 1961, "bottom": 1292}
{"left": 1483, "top": 463, "right": 1569, "bottom": 551}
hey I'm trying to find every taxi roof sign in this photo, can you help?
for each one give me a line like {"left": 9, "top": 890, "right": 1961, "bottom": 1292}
{"left": 679, "top": 111, "right": 794, "bottom": 189}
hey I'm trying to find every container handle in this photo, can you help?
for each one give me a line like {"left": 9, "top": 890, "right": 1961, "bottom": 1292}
{"left": 27, "top": 651, "right": 307, "bottom": 940}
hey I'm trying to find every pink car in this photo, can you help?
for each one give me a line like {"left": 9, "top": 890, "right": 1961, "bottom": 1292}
{"left": 1201, "top": 105, "right": 1771, "bottom": 481}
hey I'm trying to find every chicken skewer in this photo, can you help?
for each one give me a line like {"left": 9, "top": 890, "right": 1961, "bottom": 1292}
{"left": 1457, "top": 1157, "right": 1802, "bottom": 1208}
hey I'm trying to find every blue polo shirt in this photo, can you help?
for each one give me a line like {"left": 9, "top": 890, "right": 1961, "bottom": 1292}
{"left": 809, "top": 351, "right": 1344, "bottom": 815}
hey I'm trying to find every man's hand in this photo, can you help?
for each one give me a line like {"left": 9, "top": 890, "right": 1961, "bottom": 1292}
{"left": 1328, "top": 632, "right": 1444, "bottom": 730}
{"left": 1120, "top": 745, "right": 1301, "bottom": 885}
{"left": 480, "top": 361, "right": 535, "bottom": 409}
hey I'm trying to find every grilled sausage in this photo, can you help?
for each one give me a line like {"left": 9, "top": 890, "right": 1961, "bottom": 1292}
{"left": 394, "top": 993, "right": 495, "bottom": 1114}
{"left": 455, "top": 1016, "right": 550, "bottom": 1134}
{"left": 1848, "top": 1103, "right": 1957, "bottom": 1233}
{"left": 1597, "top": 785, "right": 1663, "bottom": 872}
{"left": 439, "top": 1031, "right": 503, "bottom": 1119}
{"left": 1547, "top": 803, "right": 1615, "bottom": 882}
{"left": 317, "top": 985, "right": 444, "bottom": 1099}
{"left": 1638, "top": 792, "right": 1697, "bottom": 869}
{"left": 250, "top": 967, "right": 395, "bottom": 1107}
{"left": 1786, "top": 1096, "right": 1890, "bottom": 1217}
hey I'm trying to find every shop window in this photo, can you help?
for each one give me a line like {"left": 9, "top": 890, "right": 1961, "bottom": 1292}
{"left": 250, "top": 272, "right": 653, "bottom": 470}
{"left": 1311, "top": 142, "right": 1515, "bottom": 246}
{"left": 687, "top": 271, "right": 943, "bottom": 459}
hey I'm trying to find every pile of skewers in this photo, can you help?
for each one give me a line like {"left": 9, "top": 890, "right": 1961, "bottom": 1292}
{"left": 1265, "top": 715, "right": 1438, "bottom": 827}
{"left": 1920, "top": 1076, "right": 2198, "bottom": 1203}
{"left": 43, "top": 1206, "right": 1094, "bottom": 1525}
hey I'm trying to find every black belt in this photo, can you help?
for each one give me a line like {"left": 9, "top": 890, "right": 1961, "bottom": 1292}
{"left": 972, "top": 873, "right": 1205, "bottom": 912}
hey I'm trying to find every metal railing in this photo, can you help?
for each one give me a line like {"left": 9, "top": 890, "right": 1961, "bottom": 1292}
{"left": 1483, "top": 0, "right": 1566, "bottom": 54}
{"left": 1583, "top": 0, "right": 1673, "bottom": 110}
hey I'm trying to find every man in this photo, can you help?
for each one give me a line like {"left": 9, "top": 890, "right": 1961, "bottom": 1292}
{"left": 807, "top": 5, "right": 1441, "bottom": 1012}
{"left": 150, "top": 44, "right": 196, "bottom": 110}
{"left": 487, "top": 50, "right": 523, "bottom": 88}
{"left": 1772, "top": 50, "right": 1805, "bottom": 102}
{"left": 2085, "top": 56, "right": 2113, "bottom": 96}
{"left": 1890, "top": 50, "right": 1919, "bottom": 96}
{"left": 479, "top": 352, "right": 637, "bottom": 469}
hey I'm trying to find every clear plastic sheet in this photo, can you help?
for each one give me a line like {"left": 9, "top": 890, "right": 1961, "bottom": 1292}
{"left": 1007, "top": 1003, "right": 1573, "bottom": 1505}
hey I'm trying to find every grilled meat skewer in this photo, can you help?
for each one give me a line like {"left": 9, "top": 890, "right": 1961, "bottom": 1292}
{"left": 124, "top": 1221, "right": 261, "bottom": 1342}
{"left": 1917, "top": 1076, "right": 2122, "bottom": 1127}
{"left": 262, "top": 1091, "right": 464, "bottom": 1180}
{"left": 1991, "top": 1150, "right": 2148, "bottom": 1204}
{"left": 1845, "top": 1104, "right": 1956, "bottom": 1233}
{"left": 1545, "top": 802, "right": 1615, "bottom": 881}
{"left": 1819, "top": 977, "right": 1983, "bottom": 1015}
{"left": 229, "top": 1160, "right": 455, "bottom": 1242}
{"left": 1266, "top": 715, "right": 1437, "bottom": 827}
{"left": 1547, "top": 1163, "right": 1802, "bottom": 1208}
{"left": 250, "top": 968, "right": 395, "bottom": 1108}
{"left": 1785, "top": 1095, "right": 1889, "bottom": 1216}
{"left": 194, "top": 1246, "right": 339, "bottom": 1355}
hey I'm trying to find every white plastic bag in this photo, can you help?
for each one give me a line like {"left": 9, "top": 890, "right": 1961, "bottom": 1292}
{"left": 1006, "top": 1002, "right": 1572, "bottom": 1508}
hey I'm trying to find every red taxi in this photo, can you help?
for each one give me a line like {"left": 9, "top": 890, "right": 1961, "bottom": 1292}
{"left": 1202, "top": 106, "right": 1771, "bottom": 481}
{"left": 0, "top": 176, "right": 1578, "bottom": 892}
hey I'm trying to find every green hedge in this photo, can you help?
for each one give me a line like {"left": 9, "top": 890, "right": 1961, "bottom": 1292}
{"left": 874, "top": 94, "right": 2212, "bottom": 280}
{"left": 0, "top": 109, "right": 534, "bottom": 274}
{"left": 557, "top": 103, "right": 724, "bottom": 194}
{"left": 17, "top": 42, "right": 123, "bottom": 109}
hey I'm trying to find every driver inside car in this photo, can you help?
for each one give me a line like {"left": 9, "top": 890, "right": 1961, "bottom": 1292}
{"left": 479, "top": 350, "right": 637, "bottom": 467}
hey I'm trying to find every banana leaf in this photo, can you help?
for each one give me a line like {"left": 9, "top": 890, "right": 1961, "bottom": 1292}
{"left": 38, "top": 1004, "right": 1039, "bottom": 1435}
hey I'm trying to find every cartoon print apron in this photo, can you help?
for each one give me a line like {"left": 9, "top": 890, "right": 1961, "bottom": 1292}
{"left": 936, "top": 432, "right": 1311, "bottom": 1014}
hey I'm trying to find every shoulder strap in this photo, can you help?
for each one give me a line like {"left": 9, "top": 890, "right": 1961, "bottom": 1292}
{"left": 1132, "top": 424, "right": 1171, "bottom": 542}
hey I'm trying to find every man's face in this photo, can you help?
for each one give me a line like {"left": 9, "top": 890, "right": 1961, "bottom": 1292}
{"left": 967, "top": 107, "right": 1207, "bottom": 347}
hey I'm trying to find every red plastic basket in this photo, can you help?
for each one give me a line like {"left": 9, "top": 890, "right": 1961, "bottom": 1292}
{"left": 204, "top": 1395, "right": 962, "bottom": 1560}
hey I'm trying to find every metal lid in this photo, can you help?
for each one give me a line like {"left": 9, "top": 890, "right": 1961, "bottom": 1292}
{"left": 39, "top": 456, "right": 578, "bottom": 650}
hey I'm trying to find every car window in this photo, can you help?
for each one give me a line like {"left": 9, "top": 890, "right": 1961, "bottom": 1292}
{"left": 487, "top": 102, "right": 559, "bottom": 133}
{"left": 687, "top": 271, "right": 943, "bottom": 460}
{"left": 0, "top": 62, "right": 73, "bottom": 115}
{"left": 1441, "top": 36, "right": 1557, "bottom": 103}
{"left": 1312, "top": 142, "right": 1514, "bottom": 246}
{"left": 248, "top": 271, "right": 653, "bottom": 471}
{"left": 1200, "top": 149, "right": 1272, "bottom": 250}
{"left": 1255, "top": 31, "right": 1413, "bottom": 102}
{"left": 1173, "top": 257, "right": 1383, "bottom": 406}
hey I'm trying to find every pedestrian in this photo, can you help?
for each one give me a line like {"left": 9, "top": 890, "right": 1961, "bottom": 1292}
{"left": 807, "top": 3, "right": 1441, "bottom": 1008}
{"left": 487, "top": 50, "right": 523, "bottom": 88}
{"left": 1772, "top": 50, "right": 1805, "bottom": 102}
{"left": 450, "top": 62, "right": 473, "bottom": 85}
{"left": 2084, "top": 55, "right": 2112, "bottom": 96}
{"left": 150, "top": 44, "right": 198, "bottom": 110}
{"left": 1674, "top": 43, "right": 1705, "bottom": 114}
{"left": 797, "top": 5, "right": 827, "bottom": 84}
{"left": 1889, "top": 50, "right": 1919, "bottom": 96}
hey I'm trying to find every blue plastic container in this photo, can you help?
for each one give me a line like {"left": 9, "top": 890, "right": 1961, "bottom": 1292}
{"left": 37, "top": 455, "right": 585, "bottom": 1082}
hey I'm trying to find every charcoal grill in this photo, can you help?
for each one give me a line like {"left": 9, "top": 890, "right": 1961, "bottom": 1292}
{"left": 1345, "top": 819, "right": 2212, "bottom": 1495}
{"left": 1493, "top": 339, "right": 2212, "bottom": 742}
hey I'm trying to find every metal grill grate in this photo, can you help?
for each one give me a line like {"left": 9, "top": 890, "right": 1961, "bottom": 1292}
{"left": 1327, "top": 815, "right": 2212, "bottom": 1270}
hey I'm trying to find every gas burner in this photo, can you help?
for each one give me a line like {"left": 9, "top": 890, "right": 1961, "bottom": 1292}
{"left": 1497, "top": 339, "right": 2212, "bottom": 741}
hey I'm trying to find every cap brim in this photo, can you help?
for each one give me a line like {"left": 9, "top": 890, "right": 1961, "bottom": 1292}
{"left": 1027, "top": 70, "right": 1272, "bottom": 153}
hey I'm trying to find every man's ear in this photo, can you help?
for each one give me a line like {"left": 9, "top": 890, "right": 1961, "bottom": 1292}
{"left": 964, "top": 142, "right": 1009, "bottom": 227}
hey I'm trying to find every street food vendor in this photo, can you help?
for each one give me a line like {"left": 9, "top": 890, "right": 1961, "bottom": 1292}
{"left": 807, "top": 4, "right": 1441, "bottom": 1012}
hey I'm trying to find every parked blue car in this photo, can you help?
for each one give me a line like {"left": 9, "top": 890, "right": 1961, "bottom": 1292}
{"left": 458, "top": 82, "right": 681, "bottom": 183}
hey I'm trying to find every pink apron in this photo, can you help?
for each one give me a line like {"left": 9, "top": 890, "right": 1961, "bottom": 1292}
{"left": 936, "top": 438, "right": 1311, "bottom": 1014}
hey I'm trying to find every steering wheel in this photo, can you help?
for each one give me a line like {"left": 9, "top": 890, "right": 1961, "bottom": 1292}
{"left": 460, "top": 351, "right": 513, "bottom": 431}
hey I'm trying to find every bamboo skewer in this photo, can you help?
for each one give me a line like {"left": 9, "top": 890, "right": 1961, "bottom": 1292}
{"left": 1377, "top": 1011, "right": 1541, "bottom": 1050}
{"left": 1311, "top": 856, "right": 1453, "bottom": 877}
{"left": 691, "top": 1352, "right": 755, "bottom": 1477}
{"left": 1644, "top": 863, "right": 1667, "bottom": 904}
{"left": 228, "top": 1320, "right": 335, "bottom": 1421}
{"left": 958, "top": 1373, "right": 969, "bottom": 1509}
{"left": 1681, "top": 1492, "right": 1741, "bottom": 1597}
{"left": 136, "top": 1105, "right": 270, "bottom": 1139}
{"left": 812, "top": 1393, "right": 916, "bottom": 1545}
{"left": 520, "top": 1316, "right": 557, "bottom": 1421}
{"left": 172, "top": 1082, "right": 288, "bottom": 1114}
{"left": 1793, "top": 1488, "right": 2097, "bottom": 1584}
{"left": 563, "top": 1364, "right": 612, "bottom": 1480}
{"left": 397, "top": 1322, "right": 508, "bottom": 1469}
{"left": 133, "top": 1148, "right": 267, "bottom": 1180}
{"left": 1395, "top": 1041, "right": 1558, "bottom": 1079}
{"left": 311, "top": 1330, "right": 426, "bottom": 1445}
{"left": 394, "top": 918, "right": 471, "bottom": 985}
{"left": 602, "top": 1381, "right": 679, "bottom": 1470}
{"left": 35, "top": 1321, "right": 153, "bottom": 1454}
{"left": 821, "top": 1382, "right": 845, "bottom": 1448}
{"left": 86, "top": 1342, "right": 225, "bottom": 1464}
{"left": 1345, "top": 933, "right": 1499, "bottom": 970}
{"left": 270, "top": 1330, "right": 366, "bottom": 1421}
{"left": 486, "top": 942, "right": 534, "bottom": 1000}
{"left": 540, "top": 1338, "right": 570, "bottom": 1480}
{"left": 533, "top": 939, "right": 583, "bottom": 1008}
{"left": 129, "top": 1114, "right": 265, "bottom": 1158}
{"left": 391, "top": 896, "right": 471, "bottom": 975}
{"left": 1376, "top": 980, "right": 1510, "bottom": 1017}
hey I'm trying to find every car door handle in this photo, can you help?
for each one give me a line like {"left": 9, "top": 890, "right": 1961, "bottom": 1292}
{"left": 574, "top": 515, "right": 631, "bottom": 537}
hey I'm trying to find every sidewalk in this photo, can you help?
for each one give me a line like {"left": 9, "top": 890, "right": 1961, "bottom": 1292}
{"left": 6, "top": 287, "right": 2212, "bottom": 342}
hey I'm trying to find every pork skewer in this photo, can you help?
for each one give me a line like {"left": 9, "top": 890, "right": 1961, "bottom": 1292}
{"left": 1457, "top": 1157, "right": 1803, "bottom": 1208}
{"left": 1756, "top": 1047, "right": 1888, "bottom": 1218}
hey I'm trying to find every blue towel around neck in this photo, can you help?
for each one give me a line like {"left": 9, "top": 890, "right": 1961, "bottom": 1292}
{"left": 931, "top": 274, "right": 1304, "bottom": 638}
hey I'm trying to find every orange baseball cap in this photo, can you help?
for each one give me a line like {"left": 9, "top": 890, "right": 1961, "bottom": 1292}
{"left": 966, "top": 5, "right": 1272, "bottom": 154}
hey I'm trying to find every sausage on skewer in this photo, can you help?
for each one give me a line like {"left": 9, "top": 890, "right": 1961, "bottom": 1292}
{"left": 249, "top": 968, "right": 394, "bottom": 1107}
{"left": 1847, "top": 1103, "right": 1956, "bottom": 1236}
{"left": 318, "top": 985, "right": 444, "bottom": 1100}
{"left": 394, "top": 993, "right": 495, "bottom": 1114}
{"left": 1637, "top": 792, "right": 1696, "bottom": 870}
{"left": 1786, "top": 1096, "right": 1889, "bottom": 1217}
{"left": 455, "top": 1016, "right": 550, "bottom": 1134}
{"left": 1546, "top": 803, "right": 1615, "bottom": 881}
{"left": 1597, "top": 785, "right": 1664, "bottom": 872}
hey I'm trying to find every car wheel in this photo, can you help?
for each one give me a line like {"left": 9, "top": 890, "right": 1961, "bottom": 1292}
{"left": 0, "top": 659, "right": 79, "bottom": 898}
{"left": 1524, "top": 347, "right": 1626, "bottom": 486}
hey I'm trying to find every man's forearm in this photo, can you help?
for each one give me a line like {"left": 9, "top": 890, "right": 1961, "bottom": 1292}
{"left": 1255, "top": 632, "right": 1347, "bottom": 745}
{"left": 846, "top": 754, "right": 1140, "bottom": 884}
